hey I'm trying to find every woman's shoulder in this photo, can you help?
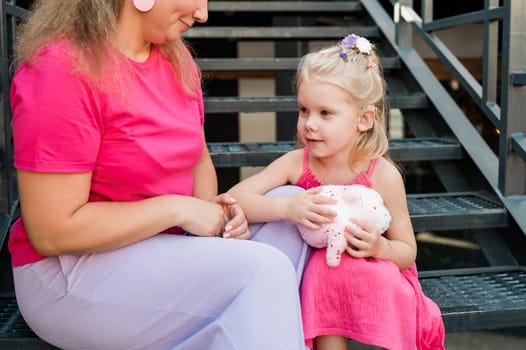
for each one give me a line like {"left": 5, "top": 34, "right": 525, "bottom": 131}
{"left": 12, "top": 40, "right": 95, "bottom": 95}
{"left": 28, "top": 41, "right": 73, "bottom": 68}
{"left": 14, "top": 41, "right": 76, "bottom": 83}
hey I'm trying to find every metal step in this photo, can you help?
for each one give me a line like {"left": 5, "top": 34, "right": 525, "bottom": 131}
{"left": 2, "top": 265, "right": 523, "bottom": 347}
{"left": 207, "top": 1, "right": 362, "bottom": 13}
{"left": 196, "top": 56, "right": 402, "bottom": 71}
{"left": 184, "top": 26, "right": 380, "bottom": 40}
{"left": 208, "top": 137, "right": 463, "bottom": 168}
{"left": 204, "top": 92, "right": 429, "bottom": 114}
{"left": 420, "top": 266, "right": 526, "bottom": 332}
{"left": 408, "top": 192, "right": 508, "bottom": 232}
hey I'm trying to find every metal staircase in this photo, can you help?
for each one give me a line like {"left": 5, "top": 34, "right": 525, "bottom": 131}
{"left": 1, "top": 0, "right": 526, "bottom": 348}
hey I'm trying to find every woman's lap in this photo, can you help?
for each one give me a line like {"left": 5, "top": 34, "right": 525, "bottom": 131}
{"left": 13, "top": 186, "right": 309, "bottom": 350}
{"left": 15, "top": 234, "right": 304, "bottom": 349}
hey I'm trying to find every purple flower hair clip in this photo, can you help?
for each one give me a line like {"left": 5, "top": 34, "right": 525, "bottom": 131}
{"left": 341, "top": 34, "right": 360, "bottom": 50}
{"left": 339, "top": 33, "right": 374, "bottom": 62}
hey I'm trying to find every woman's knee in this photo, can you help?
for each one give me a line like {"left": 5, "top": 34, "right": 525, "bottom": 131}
{"left": 265, "top": 184, "right": 304, "bottom": 197}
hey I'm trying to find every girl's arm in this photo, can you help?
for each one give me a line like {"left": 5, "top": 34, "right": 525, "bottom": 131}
{"left": 17, "top": 168, "right": 230, "bottom": 256}
{"left": 345, "top": 159, "right": 417, "bottom": 270}
{"left": 228, "top": 150, "right": 336, "bottom": 226}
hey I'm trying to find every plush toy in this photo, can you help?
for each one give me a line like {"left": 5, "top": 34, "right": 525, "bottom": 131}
{"left": 298, "top": 184, "right": 391, "bottom": 267}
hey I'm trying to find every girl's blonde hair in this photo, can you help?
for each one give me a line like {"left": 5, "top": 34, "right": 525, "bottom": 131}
{"left": 295, "top": 36, "right": 390, "bottom": 168}
{"left": 14, "top": 0, "right": 200, "bottom": 95}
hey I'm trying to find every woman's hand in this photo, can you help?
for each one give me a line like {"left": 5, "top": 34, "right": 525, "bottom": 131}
{"left": 285, "top": 187, "right": 337, "bottom": 229}
{"left": 344, "top": 218, "right": 389, "bottom": 259}
{"left": 212, "top": 193, "right": 250, "bottom": 240}
{"left": 178, "top": 197, "right": 232, "bottom": 237}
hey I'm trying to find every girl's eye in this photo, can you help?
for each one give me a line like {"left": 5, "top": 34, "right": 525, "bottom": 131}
{"left": 298, "top": 107, "right": 307, "bottom": 114}
{"left": 320, "top": 110, "right": 331, "bottom": 117}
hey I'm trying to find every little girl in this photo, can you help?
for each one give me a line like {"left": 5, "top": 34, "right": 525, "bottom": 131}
{"left": 228, "top": 34, "right": 445, "bottom": 349}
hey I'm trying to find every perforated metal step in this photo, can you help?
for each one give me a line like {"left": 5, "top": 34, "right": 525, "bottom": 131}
{"left": 204, "top": 92, "right": 429, "bottom": 114}
{"left": 184, "top": 26, "right": 380, "bottom": 40}
{"left": 408, "top": 192, "right": 508, "bottom": 231}
{"left": 0, "top": 297, "right": 34, "bottom": 339}
{"left": 0, "top": 297, "right": 56, "bottom": 349}
{"left": 420, "top": 266, "right": 526, "bottom": 331}
{"left": 207, "top": 1, "right": 362, "bottom": 13}
{"left": 2, "top": 266, "right": 525, "bottom": 347}
{"left": 196, "top": 56, "right": 402, "bottom": 71}
{"left": 208, "top": 137, "right": 462, "bottom": 167}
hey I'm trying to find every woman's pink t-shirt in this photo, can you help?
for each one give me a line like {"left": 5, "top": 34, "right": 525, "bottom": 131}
{"left": 9, "top": 42, "right": 204, "bottom": 266}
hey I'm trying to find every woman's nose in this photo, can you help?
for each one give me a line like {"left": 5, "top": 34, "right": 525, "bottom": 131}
{"left": 194, "top": 0, "right": 208, "bottom": 23}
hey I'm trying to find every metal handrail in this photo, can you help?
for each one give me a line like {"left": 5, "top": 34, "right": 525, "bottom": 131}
{"left": 373, "top": 0, "right": 526, "bottom": 233}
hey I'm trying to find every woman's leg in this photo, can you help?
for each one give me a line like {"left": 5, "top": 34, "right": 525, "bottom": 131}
{"left": 13, "top": 234, "right": 305, "bottom": 350}
{"left": 249, "top": 185, "right": 310, "bottom": 283}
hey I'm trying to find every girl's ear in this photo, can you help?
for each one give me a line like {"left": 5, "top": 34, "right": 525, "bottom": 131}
{"left": 357, "top": 108, "right": 376, "bottom": 132}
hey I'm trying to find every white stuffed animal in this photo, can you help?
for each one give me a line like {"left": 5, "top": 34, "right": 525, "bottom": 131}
{"left": 298, "top": 184, "right": 391, "bottom": 267}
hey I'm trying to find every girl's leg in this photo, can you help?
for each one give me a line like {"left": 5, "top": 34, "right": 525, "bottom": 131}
{"left": 315, "top": 335, "right": 348, "bottom": 350}
{"left": 13, "top": 234, "right": 304, "bottom": 350}
{"left": 249, "top": 185, "right": 310, "bottom": 283}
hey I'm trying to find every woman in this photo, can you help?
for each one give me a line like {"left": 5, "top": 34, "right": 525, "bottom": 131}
{"left": 8, "top": 1, "right": 308, "bottom": 349}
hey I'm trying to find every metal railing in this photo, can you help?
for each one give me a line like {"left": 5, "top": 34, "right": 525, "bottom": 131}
{"left": 362, "top": 0, "right": 526, "bottom": 234}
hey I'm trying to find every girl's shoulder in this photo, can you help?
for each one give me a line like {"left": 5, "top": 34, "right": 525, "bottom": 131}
{"left": 371, "top": 157, "right": 404, "bottom": 188}
{"left": 270, "top": 148, "right": 305, "bottom": 182}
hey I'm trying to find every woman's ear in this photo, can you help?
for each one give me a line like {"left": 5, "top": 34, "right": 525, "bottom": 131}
{"left": 357, "top": 108, "right": 375, "bottom": 132}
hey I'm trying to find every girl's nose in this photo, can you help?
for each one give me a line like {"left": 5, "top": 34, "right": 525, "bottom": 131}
{"left": 305, "top": 117, "right": 318, "bottom": 131}
{"left": 194, "top": 0, "right": 208, "bottom": 23}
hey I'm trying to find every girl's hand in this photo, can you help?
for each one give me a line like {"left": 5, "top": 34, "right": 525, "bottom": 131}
{"left": 344, "top": 218, "right": 389, "bottom": 259}
{"left": 212, "top": 193, "right": 251, "bottom": 240}
{"left": 285, "top": 187, "right": 337, "bottom": 229}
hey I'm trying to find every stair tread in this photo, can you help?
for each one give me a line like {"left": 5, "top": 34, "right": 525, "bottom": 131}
{"left": 196, "top": 56, "right": 402, "bottom": 71}
{"left": 184, "top": 26, "right": 380, "bottom": 39}
{"left": 407, "top": 191, "right": 508, "bottom": 231}
{"left": 203, "top": 93, "right": 428, "bottom": 113}
{"left": 419, "top": 266, "right": 526, "bottom": 331}
{"left": 208, "top": 1, "right": 362, "bottom": 13}
{"left": 1, "top": 266, "right": 524, "bottom": 341}
{"left": 209, "top": 138, "right": 463, "bottom": 167}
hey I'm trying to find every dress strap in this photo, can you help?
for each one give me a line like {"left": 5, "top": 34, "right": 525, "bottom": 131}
{"left": 303, "top": 148, "right": 309, "bottom": 172}
{"left": 366, "top": 158, "right": 379, "bottom": 177}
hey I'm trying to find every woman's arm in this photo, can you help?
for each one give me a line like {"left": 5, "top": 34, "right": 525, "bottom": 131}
{"left": 192, "top": 130, "right": 249, "bottom": 239}
{"left": 17, "top": 170, "right": 229, "bottom": 256}
{"left": 192, "top": 131, "right": 218, "bottom": 201}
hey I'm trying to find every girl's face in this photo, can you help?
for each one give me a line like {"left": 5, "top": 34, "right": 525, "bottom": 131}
{"left": 142, "top": 0, "right": 208, "bottom": 43}
{"left": 296, "top": 80, "right": 362, "bottom": 160}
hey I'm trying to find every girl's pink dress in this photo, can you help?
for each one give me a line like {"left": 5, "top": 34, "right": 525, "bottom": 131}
{"left": 297, "top": 149, "right": 445, "bottom": 350}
